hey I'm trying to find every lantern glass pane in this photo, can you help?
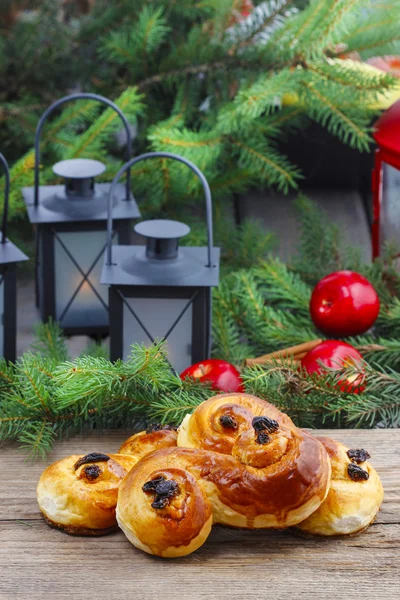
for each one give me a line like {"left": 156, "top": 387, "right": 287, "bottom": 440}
{"left": 0, "top": 276, "right": 4, "bottom": 357}
{"left": 382, "top": 163, "right": 400, "bottom": 244}
{"left": 54, "top": 230, "right": 109, "bottom": 328}
{"left": 123, "top": 297, "right": 192, "bottom": 373}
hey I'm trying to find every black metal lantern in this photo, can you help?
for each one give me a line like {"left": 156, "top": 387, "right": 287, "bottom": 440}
{"left": 0, "top": 153, "right": 28, "bottom": 361}
{"left": 22, "top": 93, "right": 140, "bottom": 336}
{"left": 101, "top": 152, "right": 220, "bottom": 373}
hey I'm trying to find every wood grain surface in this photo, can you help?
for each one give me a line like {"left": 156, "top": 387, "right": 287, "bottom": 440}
{"left": 0, "top": 429, "right": 399, "bottom": 600}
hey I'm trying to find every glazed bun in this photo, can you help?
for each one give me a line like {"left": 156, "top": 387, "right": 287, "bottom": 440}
{"left": 118, "top": 425, "right": 178, "bottom": 461}
{"left": 117, "top": 449, "right": 213, "bottom": 558}
{"left": 117, "top": 394, "right": 332, "bottom": 556}
{"left": 177, "top": 393, "right": 295, "bottom": 452}
{"left": 297, "top": 437, "right": 384, "bottom": 536}
{"left": 37, "top": 452, "right": 136, "bottom": 535}
{"left": 177, "top": 394, "right": 331, "bottom": 529}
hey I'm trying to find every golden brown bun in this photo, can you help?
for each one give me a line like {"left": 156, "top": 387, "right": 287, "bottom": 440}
{"left": 37, "top": 453, "right": 136, "bottom": 535}
{"left": 297, "top": 437, "right": 384, "bottom": 536}
{"left": 177, "top": 393, "right": 295, "bottom": 453}
{"left": 117, "top": 451, "right": 213, "bottom": 558}
{"left": 117, "top": 394, "right": 331, "bottom": 556}
{"left": 118, "top": 427, "right": 178, "bottom": 461}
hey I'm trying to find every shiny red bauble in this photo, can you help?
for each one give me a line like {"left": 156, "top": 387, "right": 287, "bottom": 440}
{"left": 301, "top": 340, "right": 365, "bottom": 393}
{"left": 180, "top": 359, "right": 244, "bottom": 393}
{"left": 310, "top": 270, "right": 380, "bottom": 337}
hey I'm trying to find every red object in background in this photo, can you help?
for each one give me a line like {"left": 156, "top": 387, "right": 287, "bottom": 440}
{"left": 372, "top": 99, "right": 400, "bottom": 258}
{"left": 228, "top": 0, "right": 254, "bottom": 25}
{"left": 367, "top": 56, "right": 400, "bottom": 78}
{"left": 310, "top": 270, "right": 380, "bottom": 337}
{"left": 180, "top": 359, "right": 244, "bottom": 393}
{"left": 301, "top": 340, "right": 365, "bottom": 393}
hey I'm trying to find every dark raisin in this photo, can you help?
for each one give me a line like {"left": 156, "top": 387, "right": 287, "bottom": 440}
{"left": 348, "top": 463, "right": 369, "bottom": 481}
{"left": 219, "top": 415, "right": 238, "bottom": 430}
{"left": 151, "top": 496, "right": 169, "bottom": 509}
{"left": 74, "top": 453, "right": 110, "bottom": 470}
{"left": 256, "top": 431, "right": 271, "bottom": 445}
{"left": 252, "top": 416, "right": 279, "bottom": 433}
{"left": 142, "top": 476, "right": 166, "bottom": 492}
{"left": 347, "top": 448, "right": 371, "bottom": 464}
{"left": 83, "top": 464, "right": 101, "bottom": 480}
{"left": 153, "top": 479, "right": 179, "bottom": 498}
{"left": 143, "top": 475, "right": 180, "bottom": 509}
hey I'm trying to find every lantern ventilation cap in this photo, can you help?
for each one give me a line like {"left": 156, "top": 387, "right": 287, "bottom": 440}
{"left": 134, "top": 219, "right": 190, "bottom": 260}
{"left": 52, "top": 158, "right": 106, "bottom": 199}
{"left": 52, "top": 158, "right": 106, "bottom": 179}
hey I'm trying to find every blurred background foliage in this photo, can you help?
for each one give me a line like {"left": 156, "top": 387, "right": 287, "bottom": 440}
{"left": 1, "top": 0, "right": 400, "bottom": 263}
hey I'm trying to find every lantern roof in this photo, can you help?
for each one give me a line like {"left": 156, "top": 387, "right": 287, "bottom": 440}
{"left": 374, "top": 99, "right": 400, "bottom": 165}
{"left": 0, "top": 239, "right": 28, "bottom": 265}
{"left": 22, "top": 183, "right": 140, "bottom": 224}
{"left": 101, "top": 245, "right": 220, "bottom": 288}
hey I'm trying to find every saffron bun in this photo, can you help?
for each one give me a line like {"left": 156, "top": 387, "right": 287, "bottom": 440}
{"left": 117, "top": 451, "right": 213, "bottom": 558}
{"left": 177, "top": 392, "right": 295, "bottom": 452}
{"left": 118, "top": 425, "right": 178, "bottom": 461}
{"left": 297, "top": 437, "right": 384, "bottom": 536}
{"left": 117, "top": 394, "right": 331, "bottom": 557}
{"left": 37, "top": 452, "right": 136, "bottom": 535}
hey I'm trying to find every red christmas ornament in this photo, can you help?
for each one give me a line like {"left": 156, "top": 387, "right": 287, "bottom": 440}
{"left": 372, "top": 99, "right": 400, "bottom": 257}
{"left": 301, "top": 340, "right": 365, "bottom": 393}
{"left": 180, "top": 359, "right": 244, "bottom": 393}
{"left": 310, "top": 270, "right": 380, "bottom": 337}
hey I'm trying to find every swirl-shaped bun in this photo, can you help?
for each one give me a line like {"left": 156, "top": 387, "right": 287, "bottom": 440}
{"left": 178, "top": 393, "right": 294, "bottom": 454}
{"left": 37, "top": 452, "right": 136, "bottom": 535}
{"left": 297, "top": 437, "right": 384, "bottom": 536}
{"left": 117, "top": 394, "right": 331, "bottom": 556}
{"left": 117, "top": 453, "right": 213, "bottom": 558}
{"left": 178, "top": 394, "right": 331, "bottom": 529}
{"left": 118, "top": 426, "right": 178, "bottom": 461}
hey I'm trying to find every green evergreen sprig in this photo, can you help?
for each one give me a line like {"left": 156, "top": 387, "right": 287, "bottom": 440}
{"left": 2, "top": 0, "right": 400, "bottom": 222}
{"left": 1, "top": 198, "right": 400, "bottom": 458}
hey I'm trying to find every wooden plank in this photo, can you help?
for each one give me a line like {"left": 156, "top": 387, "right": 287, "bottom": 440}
{"left": 0, "top": 429, "right": 399, "bottom": 600}
{"left": 240, "top": 189, "right": 372, "bottom": 263}
{"left": 0, "top": 521, "right": 398, "bottom": 600}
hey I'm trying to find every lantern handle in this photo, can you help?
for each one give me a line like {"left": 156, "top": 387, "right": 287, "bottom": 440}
{"left": 0, "top": 152, "right": 10, "bottom": 244}
{"left": 106, "top": 152, "right": 214, "bottom": 268}
{"left": 33, "top": 93, "right": 133, "bottom": 207}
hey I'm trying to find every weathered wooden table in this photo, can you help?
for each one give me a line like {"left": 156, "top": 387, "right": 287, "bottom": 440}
{"left": 1, "top": 429, "right": 399, "bottom": 600}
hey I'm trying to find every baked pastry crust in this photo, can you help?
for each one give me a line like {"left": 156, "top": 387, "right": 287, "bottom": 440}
{"left": 117, "top": 394, "right": 332, "bottom": 556}
{"left": 37, "top": 453, "right": 136, "bottom": 535}
{"left": 118, "top": 427, "right": 178, "bottom": 461}
{"left": 297, "top": 437, "right": 384, "bottom": 536}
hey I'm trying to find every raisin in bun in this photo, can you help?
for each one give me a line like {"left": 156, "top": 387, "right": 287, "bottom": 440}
{"left": 117, "top": 394, "right": 331, "bottom": 557}
{"left": 117, "top": 449, "right": 213, "bottom": 558}
{"left": 297, "top": 437, "right": 384, "bottom": 536}
{"left": 37, "top": 452, "right": 136, "bottom": 535}
{"left": 176, "top": 394, "right": 331, "bottom": 529}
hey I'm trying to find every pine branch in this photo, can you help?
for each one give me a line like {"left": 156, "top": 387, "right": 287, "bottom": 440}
{"left": 230, "top": 135, "right": 302, "bottom": 193}
{"left": 242, "top": 358, "right": 400, "bottom": 429}
{"left": 300, "top": 78, "right": 372, "bottom": 151}
{"left": 65, "top": 87, "right": 144, "bottom": 160}
{"left": 149, "top": 379, "right": 213, "bottom": 425}
{"left": 216, "top": 69, "right": 300, "bottom": 134}
{"left": 252, "top": 258, "right": 311, "bottom": 313}
{"left": 30, "top": 320, "right": 69, "bottom": 363}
